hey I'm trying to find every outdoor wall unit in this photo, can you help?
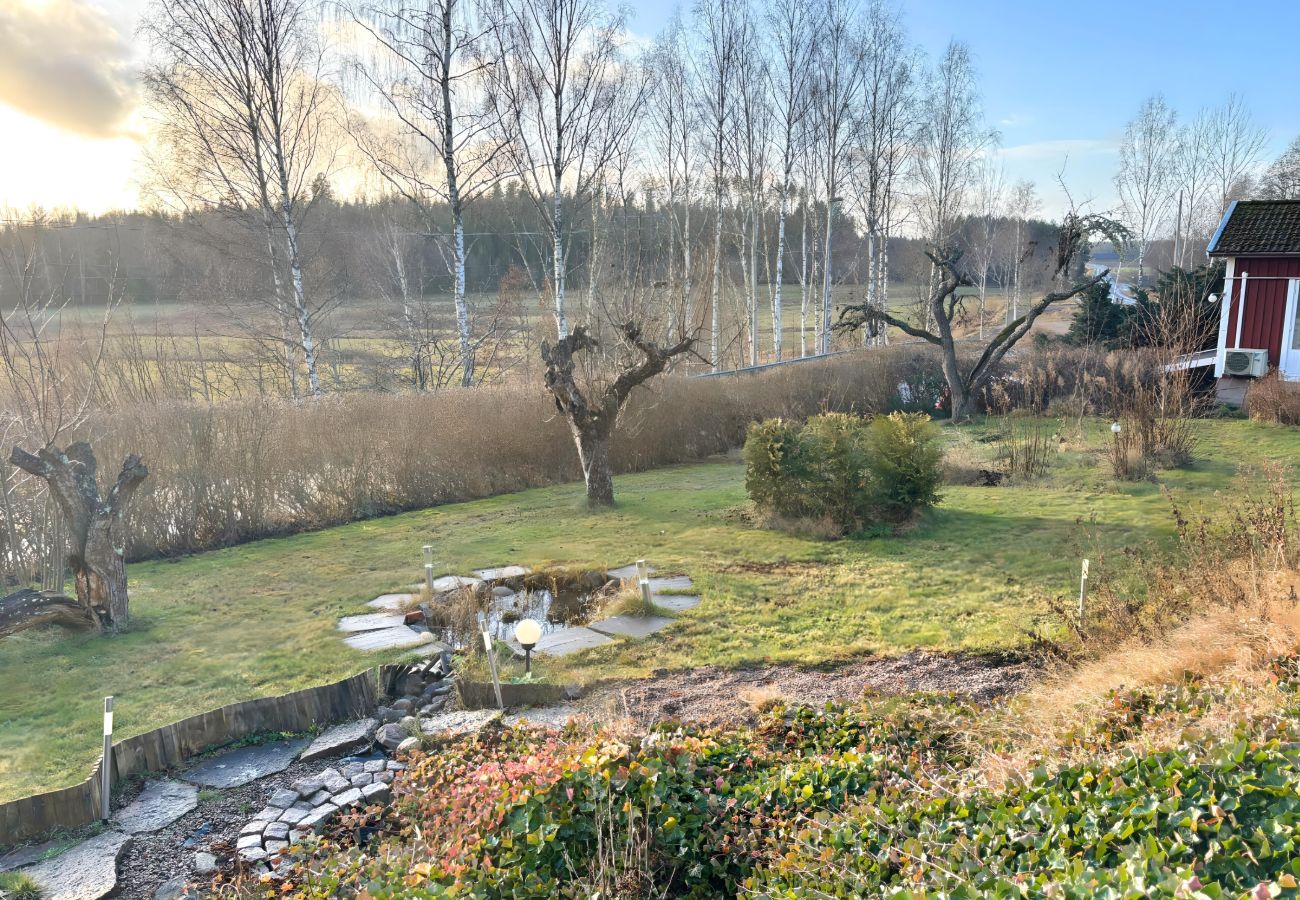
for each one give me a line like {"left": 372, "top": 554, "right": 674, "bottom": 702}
{"left": 1223, "top": 348, "right": 1270, "bottom": 377}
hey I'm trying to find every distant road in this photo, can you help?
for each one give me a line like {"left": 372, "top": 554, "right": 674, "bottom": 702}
{"left": 1086, "top": 262, "right": 1137, "bottom": 306}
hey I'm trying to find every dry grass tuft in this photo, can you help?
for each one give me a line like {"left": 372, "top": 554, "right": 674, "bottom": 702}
{"left": 738, "top": 685, "right": 788, "bottom": 715}
{"left": 1246, "top": 370, "right": 1300, "bottom": 425}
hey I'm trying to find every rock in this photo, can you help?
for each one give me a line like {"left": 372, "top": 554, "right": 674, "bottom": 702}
{"left": 363, "top": 759, "right": 386, "bottom": 774}
{"left": 236, "top": 833, "right": 263, "bottom": 851}
{"left": 154, "top": 875, "right": 188, "bottom": 900}
{"left": 182, "top": 738, "right": 311, "bottom": 789}
{"left": 473, "top": 565, "right": 531, "bottom": 582}
{"left": 290, "top": 778, "right": 324, "bottom": 796}
{"left": 299, "top": 804, "right": 338, "bottom": 834}
{"left": 307, "top": 789, "right": 332, "bottom": 806}
{"left": 350, "top": 772, "right": 374, "bottom": 787}
{"left": 250, "top": 805, "right": 280, "bottom": 823}
{"left": 318, "top": 767, "right": 341, "bottom": 781}
{"left": 399, "top": 715, "right": 418, "bottom": 731}
{"left": 340, "top": 762, "right": 366, "bottom": 778}
{"left": 277, "top": 806, "right": 309, "bottom": 826}
{"left": 396, "top": 736, "right": 421, "bottom": 753}
{"left": 392, "top": 698, "right": 414, "bottom": 713}
{"left": 403, "top": 608, "right": 426, "bottom": 625}
{"left": 112, "top": 779, "right": 199, "bottom": 835}
{"left": 267, "top": 788, "right": 299, "bottom": 809}
{"left": 238, "top": 847, "right": 268, "bottom": 864}
{"left": 377, "top": 771, "right": 395, "bottom": 784}
{"left": 419, "top": 700, "right": 447, "bottom": 716}
{"left": 262, "top": 821, "right": 290, "bottom": 841}
{"left": 562, "top": 684, "right": 585, "bottom": 701}
{"left": 376, "top": 706, "right": 399, "bottom": 723}
{"left": 419, "top": 709, "right": 502, "bottom": 741}
{"left": 299, "top": 720, "right": 378, "bottom": 763}
{"left": 431, "top": 682, "right": 454, "bottom": 696}
{"left": 322, "top": 773, "right": 350, "bottom": 794}
{"left": 264, "top": 840, "right": 288, "bottom": 854}
{"left": 25, "top": 830, "right": 133, "bottom": 900}
{"left": 333, "top": 787, "right": 363, "bottom": 808}
{"left": 194, "top": 852, "right": 217, "bottom": 875}
{"left": 375, "top": 723, "right": 406, "bottom": 750}
{"left": 361, "top": 781, "right": 391, "bottom": 804}
{"left": 239, "top": 819, "right": 266, "bottom": 837}
{"left": 386, "top": 761, "right": 405, "bottom": 771}
{"left": 491, "top": 585, "right": 515, "bottom": 598}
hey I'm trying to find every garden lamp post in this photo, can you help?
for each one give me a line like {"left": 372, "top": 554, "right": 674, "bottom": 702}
{"left": 515, "top": 618, "right": 541, "bottom": 676}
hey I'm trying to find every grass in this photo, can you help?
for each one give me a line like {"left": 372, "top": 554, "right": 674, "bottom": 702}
{"left": 1, "top": 417, "right": 1297, "bottom": 805}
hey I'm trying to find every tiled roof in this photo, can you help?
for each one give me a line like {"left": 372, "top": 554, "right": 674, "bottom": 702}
{"left": 1208, "top": 200, "right": 1300, "bottom": 256}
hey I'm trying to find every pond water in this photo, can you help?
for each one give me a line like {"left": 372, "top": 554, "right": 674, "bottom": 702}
{"left": 428, "top": 576, "right": 613, "bottom": 648}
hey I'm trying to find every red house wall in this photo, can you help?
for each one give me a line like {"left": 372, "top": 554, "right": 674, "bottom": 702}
{"left": 1224, "top": 256, "right": 1300, "bottom": 368}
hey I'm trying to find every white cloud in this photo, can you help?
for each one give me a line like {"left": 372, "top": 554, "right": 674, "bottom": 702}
{"left": 0, "top": 0, "right": 139, "bottom": 138}
{"left": 997, "top": 138, "right": 1118, "bottom": 162}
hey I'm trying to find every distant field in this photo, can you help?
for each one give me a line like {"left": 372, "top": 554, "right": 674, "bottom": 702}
{"left": 41, "top": 280, "right": 1073, "bottom": 399}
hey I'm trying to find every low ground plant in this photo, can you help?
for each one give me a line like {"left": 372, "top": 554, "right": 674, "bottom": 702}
{"left": 1246, "top": 370, "right": 1300, "bottom": 425}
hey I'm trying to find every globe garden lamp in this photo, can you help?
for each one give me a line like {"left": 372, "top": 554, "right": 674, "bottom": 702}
{"left": 515, "top": 618, "right": 542, "bottom": 677}
{"left": 1111, "top": 421, "right": 1122, "bottom": 435}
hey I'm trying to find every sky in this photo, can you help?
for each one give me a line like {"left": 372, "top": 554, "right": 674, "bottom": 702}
{"left": 1, "top": 0, "right": 1297, "bottom": 218}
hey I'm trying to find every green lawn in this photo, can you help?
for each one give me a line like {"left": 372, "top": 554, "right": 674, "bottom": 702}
{"left": 1, "top": 417, "right": 1295, "bottom": 803}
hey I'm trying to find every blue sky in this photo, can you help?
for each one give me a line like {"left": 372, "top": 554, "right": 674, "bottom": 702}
{"left": 0, "top": 0, "right": 1296, "bottom": 215}
{"left": 628, "top": 0, "right": 1300, "bottom": 217}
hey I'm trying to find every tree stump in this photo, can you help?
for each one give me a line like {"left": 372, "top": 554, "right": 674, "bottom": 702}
{"left": 6, "top": 442, "right": 148, "bottom": 635}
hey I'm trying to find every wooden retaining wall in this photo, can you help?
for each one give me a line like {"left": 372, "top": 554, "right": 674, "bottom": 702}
{"left": 0, "top": 671, "right": 378, "bottom": 848}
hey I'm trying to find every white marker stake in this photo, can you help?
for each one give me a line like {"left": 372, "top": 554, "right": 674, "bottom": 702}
{"left": 639, "top": 578, "right": 653, "bottom": 613}
{"left": 425, "top": 562, "right": 435, "bottom": 594}
{"left": 1079, "top": 559, "right": 1090, "bottom": 627}
{"left": 636, "top": 559, "right": 648, "bottom": 582}
{"left": 101, "top": 696, "right": 113, "bottom": 823}
{"left": 482, "top": 630, "right": 504, "bottom": 710}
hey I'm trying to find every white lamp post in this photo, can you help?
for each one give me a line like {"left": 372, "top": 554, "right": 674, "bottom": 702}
{"left": 101, "top": 696, "right": 113, "bottom": 823}
{"left": 514, "top": 619, "right": 541, "bottom": 676}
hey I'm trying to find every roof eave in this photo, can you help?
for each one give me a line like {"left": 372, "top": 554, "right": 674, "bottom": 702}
{"left": 1205, "top": 200, "right": 1238, "bottom": 255}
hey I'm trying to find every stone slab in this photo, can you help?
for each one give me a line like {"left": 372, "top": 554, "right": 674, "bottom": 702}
{"left": 111, "top": 779, "right": 199, "bottom": 835}
{"left": 587, "top": 614, "right": 674, "bottom": 639}
{"left": 0, "top": 838, "right": 70, "bottom": 872}
{"left": 25, "top": 830, "right": 132, "bottom": 900}
{"left": 337, "top": 613, "right": 407, "bottom": 633}
{"left": 419, "top": 708, "right": 502, "bottom": 739}
{"left": 299, "top": 719, "right": 376, "bottom": 763}
{"left": 343, "top": 625, "right": 428, "bottom": 652}
{"left": 472, "top": 565, "right": 531, "bottom": 582}
{"left": 607, "top": 562, "right": 656, "bottom": 580}
{"left": 504, "top": 705, "right": 580, "bottom": 729}
{"left": 533, "top": 625, "right": 615, "bottom": 657}
{"left": 367, "top": 593, "right": 415, "bottom": 611}
{"left": 427, "top": 575, "right": 482, "bottom": 594}
{"left": 652, "top": 594, "right": 701, "bottom": 613}
{"left": 182, "top": 738, "right": 310, "bottom": 789}
{"left": 648, "top": 575, "right": 694, "bottom": 593}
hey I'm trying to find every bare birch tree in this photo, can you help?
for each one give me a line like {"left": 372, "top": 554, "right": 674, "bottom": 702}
{"left": 1260, "top": 135, "right": 1300, "bottom": 200}
{"left": 733, "top": 6, "right": 772, "bottom": 366}
{"left": 141, "top": 0, "right": 334, "bottom": 397}
{"left": 484, "top": 0, "right": 644, "bottom": 339}
{"left": 765, "top": 0, "right": 817, "bottom": 362}
{"left": 1001, "top": 178, "right": 1038, "bottom": 324}
{"left": 1204, "top": 93, "right": 1268, "bottom": 214}
{"left": 348, "top": 0, "right": 509, "bottom": 386}
{"left": 848, "top": 0, "right": 916, "bottom": 345}
{"left": 811, "top": 0, "right": 865, "bottom": 355}
{"left": 1171, "top": 109, "right": 1213, "bottom": 268}
{"left": 1114, "top": 94, "right": 1177, "bottom": 287}
{"left": 912, "top": 41, "right": 991, "bottom": 256}
{"left": 692, "top": 0, "right": 742, "bottom": 370}
{"left": 966, "top": 157, "right": 1004, "bottom": 340}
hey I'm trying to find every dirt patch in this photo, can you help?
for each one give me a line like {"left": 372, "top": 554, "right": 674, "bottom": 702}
{"left": 584, "top": 651, "right": 1033, "bottom": 729}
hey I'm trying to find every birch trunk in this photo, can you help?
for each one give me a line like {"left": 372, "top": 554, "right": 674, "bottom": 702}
{"left": 821, "top": 202, "right": 834, "bottom": 355}
{"left": 772, "top": 189, "right": 788, "bottom": 361}
{"left": 553, "top": 173, "right": 568, "bottom": 338}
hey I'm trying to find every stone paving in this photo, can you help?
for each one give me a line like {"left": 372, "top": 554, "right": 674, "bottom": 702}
{"left": 182, "top": 737, "right": 311, "bottom": 789}
{"left": 111, "top": 780, "right": 199, "bottom": 835}
{"left": 23, "top": 830, "right": 134, "bottom": 900}
{"left": 587, "top": 613, "right": 676, "bottom": 639}
{"left": 233, "top": 759, "right": 400, "bottom": 865}
{"left": 533, "top": 625, "right": 615, "bottom": 656}
{"left": 299, "top": 718, "right": 377, "bottom": 763}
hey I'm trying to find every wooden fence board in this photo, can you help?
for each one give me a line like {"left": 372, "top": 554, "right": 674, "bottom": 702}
{"left": 0, "top": 670, "right": 378, "bottom": 848}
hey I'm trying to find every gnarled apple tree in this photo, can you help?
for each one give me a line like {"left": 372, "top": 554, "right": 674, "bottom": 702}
{"left": 2, "top": 442, "right": 148, "bottom": 636}
{"left": 542, "top": 322, "right": 696, "bottom": 507}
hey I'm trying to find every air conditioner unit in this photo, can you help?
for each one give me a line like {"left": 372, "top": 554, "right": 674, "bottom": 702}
{"left": 1223, "top": 348, "right": 1269, "bottom": 377}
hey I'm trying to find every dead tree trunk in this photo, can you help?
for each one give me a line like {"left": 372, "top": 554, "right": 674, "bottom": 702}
{"left": 541, "top": 323, "right": 695, "bottom": 508}
{"left": 6, "top": 442, "right": 148, "bottom": 635}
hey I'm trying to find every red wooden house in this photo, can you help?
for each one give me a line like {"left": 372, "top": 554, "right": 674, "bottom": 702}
{"left": 1209, "top": 200, "right": 1300, "bottom": 383}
